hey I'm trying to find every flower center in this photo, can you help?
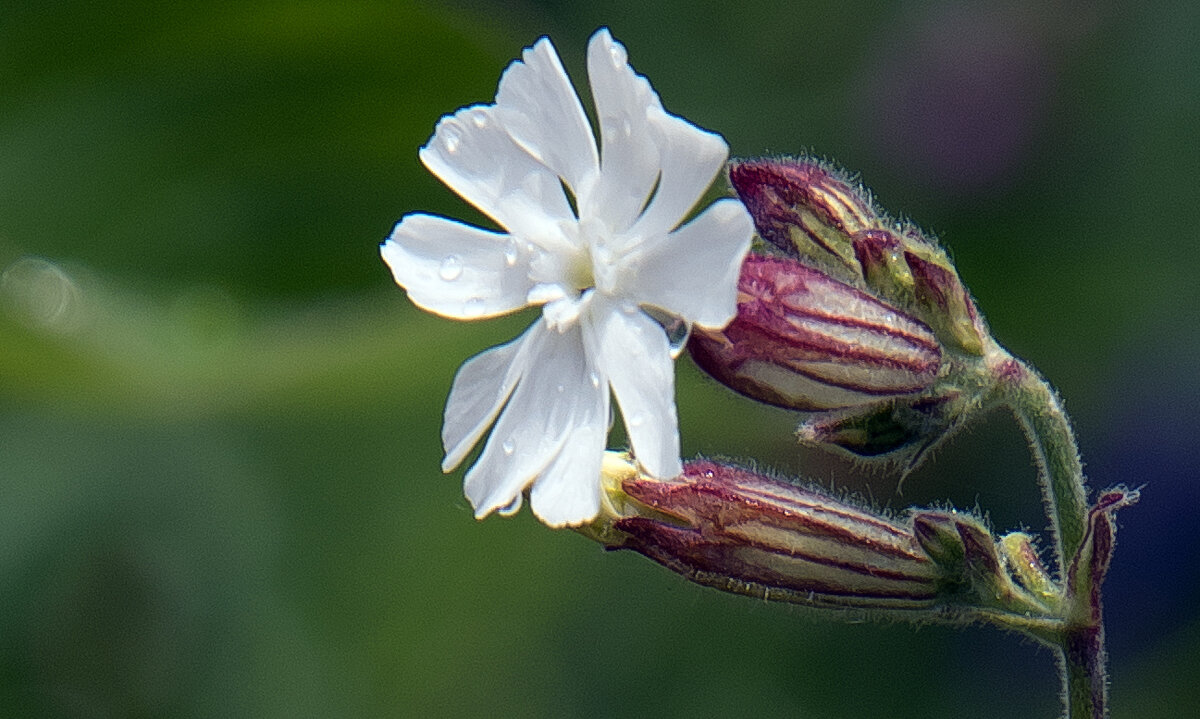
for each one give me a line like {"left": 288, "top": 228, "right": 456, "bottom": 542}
{"left": 576, "top": 216, "right": 620, "bottom": 295}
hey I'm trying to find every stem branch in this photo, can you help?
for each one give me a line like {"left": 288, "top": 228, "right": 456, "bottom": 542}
{"left": 1000, "top": 355, "right": 1105, "bottom": 718}
{"left": 1005, "top": 358, "right": 1089, "bottom": 576}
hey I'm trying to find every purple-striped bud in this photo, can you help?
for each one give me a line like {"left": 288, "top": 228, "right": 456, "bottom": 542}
{"left": 612, "top": 459, "right": 949, "bottom": 611}
{"left": 729, "top": 158, "right": 875, "bottom": 277}
{"left": 689, "top": 253, "right": 942, "bottom": 412}
{"left": 730, "top": 156, "right": 988, "bottom": 357}
{"left": 579, "top": 453, "right": 1060, "bottom": 619}
{"left": 904, "top": 250, "right": 985, "bottom": 355}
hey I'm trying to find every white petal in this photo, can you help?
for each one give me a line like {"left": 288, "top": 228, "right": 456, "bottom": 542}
{"left": 583, "top": 28, "right": 664, "bottom": 235}
{"left": 382, "top": 214, "right": 534, "bottom": 320}
{"left": 419, "top": 105, "right": 575, "bottom": 244}
{"left": 627, "top": 109, "right": 730, "bottom": 241}
{"left": 621, "top": 198, "right": 754, "bottom": 328}
{"left": 441, "top": 326, "right": 536, "bottom": 472}
{"left": 528, "top": 398, "right": 606, "bottom": 527}
{"left": 463, "top": 323, "right": 607, "bottom": 522}
{"left": 494, "top": 37, "right": 600, "bottom": 201}
{"left": 589, "top": 301, "right": 683, "bottom": 479}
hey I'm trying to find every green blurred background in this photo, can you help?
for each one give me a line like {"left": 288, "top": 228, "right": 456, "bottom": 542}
{"left": 2, "top": 1, "right": 1197, "bottom": 717}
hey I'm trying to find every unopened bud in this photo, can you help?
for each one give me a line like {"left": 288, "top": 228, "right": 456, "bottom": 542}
{"left": 1000, "top": 532, "right": 1058, "bottom": 602}
{"left": 581, "top": 453, "right": 1057, "bottom": 620}
{"left": 689, "top": 253, "right": 941, "bottom": 412}
{"left": 729, "top": 158, "right": 876, "bottom": 279}
{"left": 912, "top": 510, "right": 1026, "bottom": 610}
{"left": 610, "top": 458, "right": 948, "bottom": 611}
{"left": 911, "top": 511, "right": 965, "bottom": 569}
{"left": 903, "top": 250, "right": 985, "bottom": 355}
{"left": 851, "top": 228, "right": 911, "bottom": 297}
{"left": 729, "top": 156, "right": 988, "bottom": 357}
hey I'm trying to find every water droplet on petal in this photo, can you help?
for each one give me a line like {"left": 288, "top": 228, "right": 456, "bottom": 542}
{"left": 628, "top": 411, "right": 646, "bottom": 428}
{"left": 439, "top": 255, "right": 463, "bottom": 281}
{"left": 503, "top": 240, "right": 519, "bottom": 267}
{"left": 621, "top": 118, "right": 632, "bottom": 138}
{"left": 442, "top": 125, "right": 461, "bottom": 153}
{"left": 463, "top": 297, "right": 485, "bottom": 317}
{"left": 609, "top": 43, "right": 627, "bottom": 68}
{"left": 555, "top": 384, "right": 565, "bottom": 393}
{"left": 502, "top": 438, "right": 515, "bottom": 455}
{"left": 589, "top": 372, "right": 601, "bottom": 388}
{"left": 471, "top": 111, "right": 489, "bottom": 129}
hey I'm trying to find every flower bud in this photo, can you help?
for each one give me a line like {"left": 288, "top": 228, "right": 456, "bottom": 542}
{"left": 729, "top": 156, "right": 988, "bottom": 357}
{"left": 729, "top": 158, "right": 875, "bottom": 280}
{"left": 607, "top": 457, "right": 949, "bottom": 611}
{"left": 912, "top": 510, "right": 1038, "bottom": 611}
{"left": 579, "top": 453, "right": 1060, "bottom": 620}
{"left": 1000, "top": 532, "right": 1058, "bottom": 602}
{"left": 689, "top": 253, "right": 942, "bottom": 412}
{"left": 903, "top": 249, "right": 985, "bottom": 355}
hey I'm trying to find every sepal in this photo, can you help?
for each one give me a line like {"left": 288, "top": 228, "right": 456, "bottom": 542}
{"left": 1064, "top": 488, "right": 1140, "bottom": 623}
{"left": 796, "top": 395, "right": 958, "bottom": 470}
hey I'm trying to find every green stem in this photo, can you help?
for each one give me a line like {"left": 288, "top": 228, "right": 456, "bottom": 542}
{"left": 1004, "top": 358, "right": 1089, "bottom": 577}
{"left": 999, "top": 355, "right": 1104, "bottom": 718}
{"left": 1060, "top": 625, "right": 1107, "bottom": 719}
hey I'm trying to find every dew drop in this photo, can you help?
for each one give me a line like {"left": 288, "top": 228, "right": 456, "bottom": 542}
{"left": 628, "top": 411, "right": 646, "bottom": 427}
{"left": 463, "top": 297, "right": 485, "bottom": 317}
{"left": 589, "top": 372, "right": 601, "bottom": 388}
{"left": 471, "top": 111, "right": 489, "bottom": 129}
{"left": 503, "top": 240, "right": 519, "bottom": 267}
{"left": 442, "top": 126, "right": 461, "bottom": 153}
{"left": 502, "top": 438, "right": 515, "bottom": 455}
{"left": 439, "top": 255, "right": 463, "bottom": 281}
{"left": 555, "top": 384, "right": 565, "bottom": 393}
{"left": 621, "top": 118, "right": 632, "bottom": 138}
{"left": 608, "top": 43, "right": 627, "bottom": 67}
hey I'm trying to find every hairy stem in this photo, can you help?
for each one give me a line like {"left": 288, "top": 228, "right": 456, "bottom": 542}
{"left": 1060, "top": 624, "right": 1107, "bottom": 719}
{"left": 997, "top": 355, "right": 1104, "bottom": 718}
{"left": 1003, "top": 358, "right": 1089, "bottom": 577}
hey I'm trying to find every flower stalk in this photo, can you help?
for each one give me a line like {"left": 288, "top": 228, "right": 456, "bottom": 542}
{"left": 999, "top": 356, "right": 1089, "bottom": 570}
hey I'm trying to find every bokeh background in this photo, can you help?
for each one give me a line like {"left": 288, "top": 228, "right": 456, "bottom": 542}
{"left": 2, "top": 1, "right": 1197, "bottom": 717}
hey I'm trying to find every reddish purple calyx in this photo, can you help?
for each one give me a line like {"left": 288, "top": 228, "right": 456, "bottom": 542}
{"left": 690, "top": 253, "right": 941, "bottom": 411}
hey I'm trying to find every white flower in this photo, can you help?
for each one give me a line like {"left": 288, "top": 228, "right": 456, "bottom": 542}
{"left": 381, "top": 29, "right": 753, "bottom": 527}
